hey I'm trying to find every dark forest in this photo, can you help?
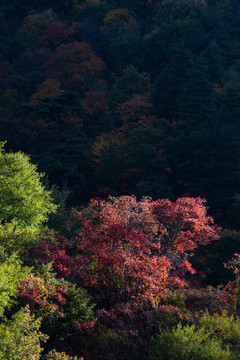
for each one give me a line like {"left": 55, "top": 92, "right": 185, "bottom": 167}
{"left": 1, "top": 0, "right": 240, "bottom": 359}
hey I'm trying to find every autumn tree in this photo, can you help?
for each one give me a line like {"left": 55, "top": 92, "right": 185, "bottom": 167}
{"left": 45, "top": 195, "right": 220, "bottom": 306}
{"left": 151, "top": 197, "right": 220, "bottom": 262}
{"left": 19, "top": 9, "right": 64, "bottom": 49}
{"left": 30, "top": 79, "right": 64, "bottom": 104}
{"left": 18, "top": 273, "right": 95, "bottom": 338}
{"left": 44, "top": 41, "right": 106, "bottom": 91}
{"left": 115, "top": 93, "right": 153, "bottom": 125}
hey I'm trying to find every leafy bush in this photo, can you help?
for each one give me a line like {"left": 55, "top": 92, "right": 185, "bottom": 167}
{"left": 0, "top": 307, "right": 47, "bottom": 360}
{"left": 199, "top": 311, "right": 240, "bottom": 355}
{"left": 149, "top": 322, "right": 231, "bottom": 360}
{"left": 0, "top": 248, "right": 29, "bottom": 317}
{"left": 149, "top": 311, "right": 240, "bottom": 360}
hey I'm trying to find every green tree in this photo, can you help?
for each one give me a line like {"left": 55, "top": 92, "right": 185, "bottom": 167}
{"left": 0, "top": 143, "right": 56, "bottom": 250}
{"left": 177, "top": 55, "right": 218, "bottom": 124}
{"left": 149, "top": 313, "right": 240, "bottom": 360}
{"left": 0, "top": 249, "right": 29, "bottom": 317}
{"left": 0, "top": 307, "right": 48, "bottom": 360}
{"left": 111, "top": 66, "right": 150, "bottom": 104}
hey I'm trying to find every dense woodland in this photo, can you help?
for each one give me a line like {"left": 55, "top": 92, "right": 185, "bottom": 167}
{"left": 2, "top": 0, "right": 240, "bottom": 358}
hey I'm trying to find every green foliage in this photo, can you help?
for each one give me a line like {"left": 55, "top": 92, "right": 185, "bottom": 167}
{"left": 0, "top": 221, "right": 41, "bottom": 252}
{"left": 111, "top": 66, "right": 150, "bottom": 103}
{"left": 0, "top": 306, "right": 48, "bottom": 360}
{"left": 149, "top": 322, "right": 231, "bottom": 360}
{"left": 151, "top": 48, "right": 191, "bottom": 120}
{"left": 199, "top": 311, "right": 240, "bottom": 354}
{"left": 162, "top": 291, "right": 186, "bottom": 310}
{"left": 0, "top": 143, "right": 56, "bottom": 250}
{"left": 218, "top": 82, "right": 240, "bottom": 122}
{"left": 150, "top": 312, "right": 240, "bottom": 360}
{"left": 12, "top": 91, "right": 91, "bottom": 202}
{"left": 0, "top": 143, "right": 55, "bottom": 226}
{"left": 227, "top": 195, "right": 240, "bottom": 229}
{"left": 177, "top": 54, "right": 217, "bottom": 124}
{"left": 0, "top": 248, "right": 29, "bottom": 317}
{"left": 61, "top": 283, "right": 95, "bottom": 325}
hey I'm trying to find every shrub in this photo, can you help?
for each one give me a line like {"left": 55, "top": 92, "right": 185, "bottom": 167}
{"left": 149, "top": 322, "right": 231, "bottom": 360}
{"left": 0, "top": 248, "right": 29, "bottom": 317}
{"left": 0, "top": 307, "right": 47, "bottom": 360}
{"left": 149, "top": 311, "right": 240, "bottom": 360}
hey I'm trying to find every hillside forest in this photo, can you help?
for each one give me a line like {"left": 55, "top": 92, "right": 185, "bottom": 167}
{"left": 2, "top": 0, "right": 240, "bottom": 359}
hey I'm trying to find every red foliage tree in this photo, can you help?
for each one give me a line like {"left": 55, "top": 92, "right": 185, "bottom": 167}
{"left": 75, "top": 196, "right": 220, "bottom": 305}
{"left": 77, "top": 217, "right": 170, "bottom": 305}
{"left": 151, "top": 197, "right": 220, "bottom": 261}
{"left": 18, "top": 275, "right": 67, "bottom": 317}
{"left": 35, "top": 196, "right": 220, "bottom": 306}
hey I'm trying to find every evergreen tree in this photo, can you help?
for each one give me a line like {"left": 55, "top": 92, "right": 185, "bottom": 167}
{"left": 177, "top": 55, "right": 218, "bottom": 125}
